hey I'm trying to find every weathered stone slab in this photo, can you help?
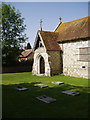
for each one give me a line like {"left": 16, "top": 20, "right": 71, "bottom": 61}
{"left": 34, "top": 84, "right": 48, "bottom": 88}
{"left": 52, "top": 81, "right": 64, "bottom": 85}
{"left": 36, "top": 95, "right": 56, "bottom": 103}
{"left": 15, "top": 86, "right": 28, "bottom": 91}
{"left": 62, "top": 91, "right": 80, "bottom": 96}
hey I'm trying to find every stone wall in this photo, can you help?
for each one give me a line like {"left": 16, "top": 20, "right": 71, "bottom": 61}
{"left": 47, "top": 51, "right": 61, "bottom": 75}
{"left": 59, "top": 40, "right": 90, "bottom": 79}
{"left": 88, "top": 40, "right": 90, "bottom": 79}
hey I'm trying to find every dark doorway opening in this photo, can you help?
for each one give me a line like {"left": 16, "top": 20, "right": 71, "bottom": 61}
{"left": 40, "top": 57, "right": 45, "bottom": 74}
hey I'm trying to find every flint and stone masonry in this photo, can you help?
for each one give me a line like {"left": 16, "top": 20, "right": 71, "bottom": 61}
{"left": 59, "top": 40, "right": 90, "bottom": 79}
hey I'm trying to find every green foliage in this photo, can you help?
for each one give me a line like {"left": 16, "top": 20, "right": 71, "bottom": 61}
{"left": 26, "top": 42, "right": 32, "bottom": 49}
{"left": 1, "top": 3, "right": 28, "bottom": 65}
{"left": 2, "top": 73, "right": 89, "bottom": 118}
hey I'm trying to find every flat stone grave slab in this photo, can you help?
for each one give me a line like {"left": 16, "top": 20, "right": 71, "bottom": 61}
{"left": 15, "top": 86, "right": 28, "bottom": 91}
{"left": 61, "top": 90, "right": 80, "bottom": 96}
{"left": 36, "top": 95, "right": 56, "bottom": 103}
{"left": 52, "top": 81, "right": 64, "bottom": 85}
{"left": 34, "top": 84, "right": 48, "bottom": 88}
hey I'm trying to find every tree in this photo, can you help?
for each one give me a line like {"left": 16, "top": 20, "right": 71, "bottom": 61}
{"left": 26, "top": 42, "right": 32, "bottom": 49}
{"left": 1, "top": 3, "right": 28, "bottom": 65}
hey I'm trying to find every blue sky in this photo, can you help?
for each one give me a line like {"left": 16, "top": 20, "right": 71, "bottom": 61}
{"left": 7, "top": 2, "right": 88, "bottom": 47}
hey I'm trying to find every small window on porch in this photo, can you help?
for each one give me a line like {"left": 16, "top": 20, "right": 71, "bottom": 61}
{"left": 39, "top": 43, "right": 44, "bottom": 47}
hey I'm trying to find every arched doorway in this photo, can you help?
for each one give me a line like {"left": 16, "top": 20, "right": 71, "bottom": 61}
{"left": 40, "top": 56, "right": 45, "bottom": 74}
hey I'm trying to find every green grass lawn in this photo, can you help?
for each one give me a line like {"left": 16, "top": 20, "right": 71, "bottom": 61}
{"left": 1, "top": 72, "right": 89, "bottom": 119}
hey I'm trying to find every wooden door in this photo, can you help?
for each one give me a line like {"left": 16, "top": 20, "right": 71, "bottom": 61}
{"left": 40, "top": 57, "right": 45, "bottom": 74}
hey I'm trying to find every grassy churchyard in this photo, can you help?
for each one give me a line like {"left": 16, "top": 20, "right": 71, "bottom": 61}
{"left": 2, "top": 72, "right": 89, "bottom": 119}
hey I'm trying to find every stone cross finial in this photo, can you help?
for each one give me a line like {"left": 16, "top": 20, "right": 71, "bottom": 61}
{"left": 40, "top": 19, "right": 43, "bottom": 31}
{"left": 59, "top": 17, "right": 62, "bottom": 24}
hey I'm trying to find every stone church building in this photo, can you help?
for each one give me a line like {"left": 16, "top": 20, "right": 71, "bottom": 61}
{"left": 32, "top": 16, "right": 90, "bottom": 79}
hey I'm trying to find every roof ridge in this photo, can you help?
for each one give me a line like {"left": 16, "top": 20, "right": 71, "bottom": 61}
{"left": 55, "top": 16, "right": 90, "bottom": 32}
{"left": 63, "top": 16, "right": 89, "bottom": 24}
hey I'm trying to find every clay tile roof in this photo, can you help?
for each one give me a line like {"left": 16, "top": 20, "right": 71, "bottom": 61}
{"left": 39, "top": 31, "right": 61, "bottom": 51}
{"left": 19, "top": 49, "right": 32, "bottom": 58}
{"left": 55, "top": 16, "right": 90, "bottom": 42}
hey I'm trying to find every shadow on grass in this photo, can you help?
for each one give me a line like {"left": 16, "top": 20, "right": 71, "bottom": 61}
{"left": 2, "top": 82, "right": 89, "bottom": 119}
